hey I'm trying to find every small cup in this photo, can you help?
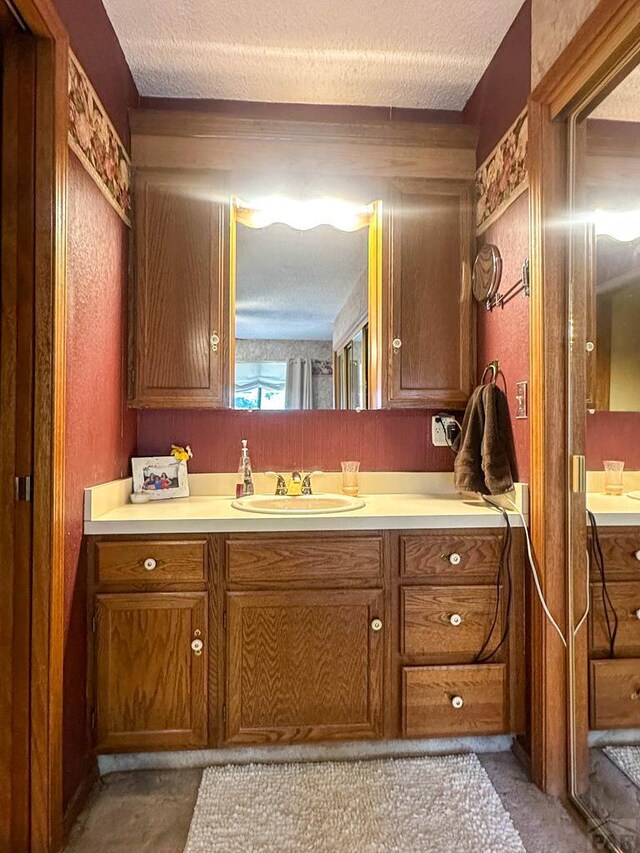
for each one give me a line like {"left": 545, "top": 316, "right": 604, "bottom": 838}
{"left": 603, "top": 460, "right": 625, "bottom": 495}
{"left": 341, "top": 461, "right": 360, "bottom": 496}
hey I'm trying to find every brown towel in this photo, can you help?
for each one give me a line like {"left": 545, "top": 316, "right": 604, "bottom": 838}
{"left": 453, "top": 382, "right": 517, "bottom": 495}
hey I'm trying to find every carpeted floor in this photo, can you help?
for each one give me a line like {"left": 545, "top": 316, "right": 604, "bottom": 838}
{"left": 184, "top": 754, "right": 525, "bottom": 852}
{"left": 604, "top": 746, "right": 640, "bottom": 788}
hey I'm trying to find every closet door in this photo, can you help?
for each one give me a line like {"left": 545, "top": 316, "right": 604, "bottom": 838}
{"left": 385, "top": 178, "right": 474, "bottom": 407}
{"left": 131, "top": 169, "right": 229, "bottom": 407}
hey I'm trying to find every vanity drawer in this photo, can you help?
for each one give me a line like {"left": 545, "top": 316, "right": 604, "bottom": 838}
{"left": 589, "top": 530, "right": 640, "bottom": 581}
{"left": 400, "top": 531, "right": 504, "bottom": 582}
{"left": 590, "top": 582, "right": 640, "bottom": 657}
{"left": 402, "top": 585, "right": 501, "bottom": 662}
{"left": 95, "top": 540, "right": 206, "bottom": 585}
{"left": 226, "top": 534, "right": 383, "bottom": 584}
{"left": 590, "top": 659, "right": 640, "bottom": 729}
{"left": 402, "top": 664, "right": 507, "bottom": 738}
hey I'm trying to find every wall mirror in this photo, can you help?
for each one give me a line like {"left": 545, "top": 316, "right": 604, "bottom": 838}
{"left": 230, "top": 186, "right": 381, "bottom": 411}
{"left": 569, "top": 51, "right": 640, "bottom": 853}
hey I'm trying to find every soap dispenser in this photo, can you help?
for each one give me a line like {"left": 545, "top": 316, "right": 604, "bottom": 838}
{"left": 236, "top": 439, "right": 254, "bottom": 498}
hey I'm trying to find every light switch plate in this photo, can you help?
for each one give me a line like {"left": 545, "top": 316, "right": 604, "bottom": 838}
{"left": 515, "top": 381, "right": 528, "bottom": 419}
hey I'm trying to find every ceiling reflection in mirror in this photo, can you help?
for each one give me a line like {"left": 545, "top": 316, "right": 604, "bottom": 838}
{"left": 233, "top": 198, "right": 373, "bottom": 411}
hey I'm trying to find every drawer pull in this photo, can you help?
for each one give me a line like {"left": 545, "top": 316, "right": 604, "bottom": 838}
{"left": 442, "top": 552, "right": 462, "bottom": 566}
{"left": 371, "top": 618, "right": 383, "bottom": 632}
{"left": 392, "top": 337, "right": 402, "bottom": 353}
{"left": 451, "top": 695, "right": 464, "bottom": 709}
{"left": 635, "top": 550, "right": 640, "bottom": 561}
{"left": 634, "top": 609, "right": 640, "bottom": 620}
{"left": 143, "top": 558, "right": 157, "bottom": 571}
{"left": 191, "top": 638, "right": 204, "bottom": 655}
{"left": 631, "top": 689, "right": 640, "bottom": 701}
{"left": 449, "top": 613, "right": 463, "bottom": 627}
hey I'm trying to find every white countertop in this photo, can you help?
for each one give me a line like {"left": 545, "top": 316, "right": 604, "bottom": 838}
{"left": 84, "top": 473, "right": 528, "bottom": 535}
{"left": 586, "top": 492, "right": 640, "bottom": 527}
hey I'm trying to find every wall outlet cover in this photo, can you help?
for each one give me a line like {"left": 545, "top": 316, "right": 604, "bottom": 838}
{"left": 432, "top": 414, "right": 458, "bottom": 447}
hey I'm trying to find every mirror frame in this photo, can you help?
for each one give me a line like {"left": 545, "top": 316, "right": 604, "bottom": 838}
{"left": 529, "top": 0, "right": 640, "bottom": 844}
{"left": 228, "top": 196, "right": 383, "bottom": 411}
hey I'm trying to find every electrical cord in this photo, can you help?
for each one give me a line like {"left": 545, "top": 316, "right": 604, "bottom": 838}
{"left": 483, "top": 494, "right": 569, "bottom": 648}
{"left": 474, "top": 501, "right": 513, "bottom": 663}
{"left": 587, "top": 509, "right": 618, "bottom": 657}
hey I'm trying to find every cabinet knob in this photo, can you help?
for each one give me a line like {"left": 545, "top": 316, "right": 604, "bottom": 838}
{"left": 210, "top": 331, "right": 220, "bottom": 353}
{"left": 449, "top": 613, "right": 463, "bottom": 627}
{"left": 630, "top": 689, "right": 640, "bottom": 701}
{"left": 586, "top": 341, "right": 595, "bottom": 353}
{"left": 634, "top": 550, "right": 640, "bottom": 561}
{"left": 442, "top": 552, "right": 462, "bottom": 566}
{"left": 143, "top": 558, "right": 157, "bottom": 571}
{"left": 451, "top": 695, "right": 464, "bottom": 709}
{"left": 371, "top": 618, "right": 383, "bottom": 632}
{"left": 634, "top": 609, "right": 640, "bottom": 620}
{"left": 392, "top": 338, "right": 402, "bottom": 353}
{"left": 191, "top": 638, "right": 204, "bottom": 655}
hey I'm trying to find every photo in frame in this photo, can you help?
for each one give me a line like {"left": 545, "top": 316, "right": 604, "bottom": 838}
{"left": 131, "top": 456, "right": 190, "bottom": 500}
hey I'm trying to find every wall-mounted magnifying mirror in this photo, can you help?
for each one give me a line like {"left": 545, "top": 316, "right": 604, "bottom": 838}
{"left": 231, "top": 188, "right": 381, "bottom": 411}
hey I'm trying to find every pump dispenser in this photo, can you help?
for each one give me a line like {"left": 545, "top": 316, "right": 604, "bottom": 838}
{"left": 236, "top": 439, "right": 254, "bottom": 498}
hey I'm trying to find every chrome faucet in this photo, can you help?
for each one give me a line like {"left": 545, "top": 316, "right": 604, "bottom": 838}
{"left": 265, "top": 470, "right": 323, "bottom": 496}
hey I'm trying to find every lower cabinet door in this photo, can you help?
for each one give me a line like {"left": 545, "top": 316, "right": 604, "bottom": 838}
{"left": 226, "top": 589, "right": 384, "bottom": 743}
{"left": 95, "top": 592, "right": 208, "bottom": 751}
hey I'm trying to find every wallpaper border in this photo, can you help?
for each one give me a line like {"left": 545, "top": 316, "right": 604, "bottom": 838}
{"left": 68, "top": 51, "right": 132, "bottom": 226}
{"left": 476, "top": 108, "right": 528, "bottom": 235}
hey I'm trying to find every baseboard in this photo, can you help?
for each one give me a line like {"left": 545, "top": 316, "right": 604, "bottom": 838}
{"left": 62, "top": 760, "right": 100, "bottom": 842}
{"left": 511, "top": 737, "right": 532, "bottom": 774}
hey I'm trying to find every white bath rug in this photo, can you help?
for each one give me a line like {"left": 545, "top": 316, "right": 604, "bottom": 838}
{"left": 604, "top": 745, "right": 640, "bottom": 788}
{"left": 184, "top": 754, "right": 525, "bottom": 852}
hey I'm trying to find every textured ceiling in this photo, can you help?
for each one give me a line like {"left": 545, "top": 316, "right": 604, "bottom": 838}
{"left": 102, "top": 0, "right": 523, "bottom": 108}
{"left": 592, "top": 65, "right": 640, "bottom": 122}
{"left": 236, "top": 223, "right": 368, "bottom": 340}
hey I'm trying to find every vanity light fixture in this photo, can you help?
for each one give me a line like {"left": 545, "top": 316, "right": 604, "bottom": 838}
{"left": 592, "top": 208, "right": 640, "bottom": 242}
{"left": 235, "top": 196, "right": 374, "bottom": 232}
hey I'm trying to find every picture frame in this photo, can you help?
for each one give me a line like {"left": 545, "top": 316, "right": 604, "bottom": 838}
{"left": 131, "top": 456, "right": 190, "bottom": 500}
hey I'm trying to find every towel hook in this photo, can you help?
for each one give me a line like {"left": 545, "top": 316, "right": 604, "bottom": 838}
{"left": 481, "top": 360, "right": 500, "bottom": 385}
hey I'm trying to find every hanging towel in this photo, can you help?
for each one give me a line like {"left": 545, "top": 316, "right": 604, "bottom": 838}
{"left": 453, "top": 382, "right": 517, "bottom": 495}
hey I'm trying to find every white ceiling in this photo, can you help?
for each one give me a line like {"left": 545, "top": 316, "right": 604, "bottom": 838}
{"left": 102, "top": 0, "right": 523, "bottom": 109}
{"left": 235, "top": 223, "right": 368, "bottom": 340}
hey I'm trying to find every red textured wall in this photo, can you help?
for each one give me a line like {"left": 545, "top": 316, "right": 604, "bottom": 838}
{"left": 586, "top": 412, "right": 640, "bottom": 470}
{"left": 137, "top": 409, "right": 457, "bottom": 473}
{"left": 63, "top": 155, "right": 136, "bottom": 807}
{"left": 476, "top": 192, "right": 530, "bottom": 481}
{"left": 463, "top": 0, "right": 531, "bottom": 164}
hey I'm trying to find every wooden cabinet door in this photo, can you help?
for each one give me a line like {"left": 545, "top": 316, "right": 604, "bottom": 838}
{"left": 385, "top": 178, "right": 474, "bottom": 407}
{"left": 132, "top": 170, "right": 229, "bottom": 407}
{"left": 226, "top": 589, "right": 384, "bottom": 743}
{"left": 95, "top": 592, "right": 207, "bottom": 751}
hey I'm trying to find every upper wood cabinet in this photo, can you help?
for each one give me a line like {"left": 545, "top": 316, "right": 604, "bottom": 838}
{"left": 384, "top": 179, "right": 474, "bottom": 408}
{"left": 130, "top": 169, "right": 229, "bottom": 408}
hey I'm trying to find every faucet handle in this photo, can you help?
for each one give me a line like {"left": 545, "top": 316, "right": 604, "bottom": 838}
{"left": 302, "top": 470, "right": 323, "bottom": 495}
{"left": 265, "top": 471, "right": 287, "bottom": 496}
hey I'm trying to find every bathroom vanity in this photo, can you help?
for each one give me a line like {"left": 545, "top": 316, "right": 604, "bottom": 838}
{"left": 84, "top": 483, "right": 526, "bottom": 756}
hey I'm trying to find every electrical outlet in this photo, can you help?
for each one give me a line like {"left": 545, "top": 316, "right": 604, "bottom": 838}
{"left": 432, "top": 414, "right": 458, "bottom": 447}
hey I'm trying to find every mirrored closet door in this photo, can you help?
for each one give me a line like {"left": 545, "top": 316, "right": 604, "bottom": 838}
{"left": 567, "top": 43, "right": 640, "bottom": 853}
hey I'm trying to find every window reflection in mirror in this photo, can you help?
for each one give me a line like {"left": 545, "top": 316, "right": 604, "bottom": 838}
{"left": 232, "top": 198, "right": 377, "bottom": 410}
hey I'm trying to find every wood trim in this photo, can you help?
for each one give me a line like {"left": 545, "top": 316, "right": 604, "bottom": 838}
{"left": 61, "top": 762, "right": 99, "bottom": 844}
{"left": 532, "top": 0, "right": 640, "bottom": 118}
{"left": 130, "top": 111, "right": 477, "bottom": 180}
{"left": 3, "top": 0, "right": 69, "bottom": 849}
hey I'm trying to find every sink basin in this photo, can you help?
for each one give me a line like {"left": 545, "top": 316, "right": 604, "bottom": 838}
{"left": 231, "top": 493, "right": 365, "bottom": 515}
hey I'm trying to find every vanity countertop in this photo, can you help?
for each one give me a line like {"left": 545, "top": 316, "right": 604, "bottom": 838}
{"left": 84, "top": 473, "right": 528, "bottom": 536}
{"left": 586, "top": 492, "right": 640, "bottom": 527}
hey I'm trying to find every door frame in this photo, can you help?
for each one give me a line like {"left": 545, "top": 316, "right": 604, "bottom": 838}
{"left": 528, "top": 0, "right": 640, "bottom": 798}
{"left": 0, "top": 0, "right": 68, "bottom": 849}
